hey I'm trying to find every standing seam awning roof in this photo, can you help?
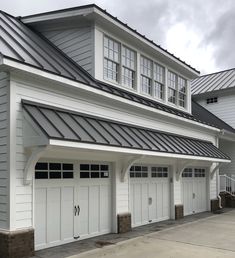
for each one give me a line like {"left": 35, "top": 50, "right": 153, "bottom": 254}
{"left": 22, "top": 101, "right": 230, "bottom": 161}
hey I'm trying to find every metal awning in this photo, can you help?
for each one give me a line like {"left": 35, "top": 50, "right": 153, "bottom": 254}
{"left": 22, "top": 100, "right": 230, "bottom": 162}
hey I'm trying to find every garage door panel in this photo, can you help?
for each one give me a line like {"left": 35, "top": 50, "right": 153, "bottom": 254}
{"left": 162, "top": 182, "right": 170, "bottom": 218}
{"left": 35, "top": 188, "right": 47, "bottom": 248}
{"left": 141, "top": 183, "right": 149, "bottom": 224}
{"left": 61, "top": 187, "right": 75, "bottom": 241}
{"left": 133, "top": 183, "right": 142, "bottom": 225}
{"left": 47, "top": 188, "right": 61, "bottom": 244}
{"left": 156, "top": 183, "right": 163, "bottom": 219}
{"left": 148, "top": 183, "right": 157, "bottom": 221}
{"left": 100, "top": 185, "right": 110, "bottom": 232}
{"left": 78, "top": 186, "right": 89, "bottom": 236}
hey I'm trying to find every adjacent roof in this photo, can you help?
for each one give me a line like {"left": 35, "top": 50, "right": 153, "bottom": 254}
{"left": 192, "top": 101, "right": 235, "bottom": 133}
{"left": 21, "top": 4, "right": 199, "bottom": 75}
{"left": 23, "top": 101, "right": 230, "bottom": 161}
{"left": 192, "top": 68, "right": 235, "bottom": 95}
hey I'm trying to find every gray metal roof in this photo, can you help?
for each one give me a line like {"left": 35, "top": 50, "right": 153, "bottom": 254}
{"left": 192, "top": 68, "right": 235, "bottom": 95}
{"left": 192, "top": 101, "right": 235, "bottom": 133}
{"left": 0, "top": 11, "right": 93, "bottom": 84}
{"left": 23, "top": 101, "right": 230, "bottom": 161}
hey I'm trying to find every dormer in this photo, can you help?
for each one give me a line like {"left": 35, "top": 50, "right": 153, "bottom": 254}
{"left": 22, "top": 4, "right": 199, "bottom": 114}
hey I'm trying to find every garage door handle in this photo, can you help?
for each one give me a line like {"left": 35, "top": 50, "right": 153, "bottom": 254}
{"left": 77, "top": 205, "right": 80, "bottom": 216}
{"left": 74, "top": 206, "right": 77, "bottom": 216}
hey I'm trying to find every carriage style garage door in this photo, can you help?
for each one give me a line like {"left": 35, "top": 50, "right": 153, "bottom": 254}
{"left": 130, "top": 165, "right": 170, "bottom": 227}
{"left": 181, "top": 168, "right": 207, "bottom": 216}
{"left": 34, "top": 162, "right": 111, "bottom": 250}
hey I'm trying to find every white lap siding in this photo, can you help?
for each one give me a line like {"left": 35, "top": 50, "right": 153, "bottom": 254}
{"left": 39, "top": 25, "right": 94, "bottom": 75}
{"left": 0, "top": 72, "right": 9, "bottom": 230}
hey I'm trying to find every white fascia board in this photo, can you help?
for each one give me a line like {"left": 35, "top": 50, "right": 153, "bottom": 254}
{"left": 3, "top": 57, "right": 219, "bottom": 132}
{"left": 49, "top": 139, "right": 230, "bottom": 164}
{"left": 21, "top": 7, "right": 94, "bottom": 23}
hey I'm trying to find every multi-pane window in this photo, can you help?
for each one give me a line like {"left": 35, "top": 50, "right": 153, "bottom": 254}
{"left": 151, "top": 167, "right": 168, "bottom": 177}
{"left": 168, "top": 71, "right": 177, "bottom": 104}
{"left": 182, "top": 168, "right": 193, "bottom": 177}
{"left": 168, "top": 71, "right": 187, "bottom": 108}
{"left": 206, "top": 97, "right": 218, "bottom": 104}
{"left": 140, "top": 56, "right": 152, "bottom": 95}
{"left": 104, "top": 36, "right": 120, "bottom": 82}
{"left": 122, "top": 46, "right": 136, "bottom": 88}
{"left": 194, "top": 168, "right": 206, "bottom": 177}
{"left": 178, "top": 77, "right": 187, "bottom": 108}
{"left": 35, "top": 162, "right": 74, "bottom": 179}
{"left": 80, "top": 164, "right": 109, "bottom": 178}
{"left": 153, "top": 64, "right": 165, "bottom": 99}
{"left": 130, "top": 166, "right": 148, "bottom": 178}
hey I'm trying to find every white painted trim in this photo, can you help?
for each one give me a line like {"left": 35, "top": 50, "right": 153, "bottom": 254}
{"left": 49, "top": 139, "right": 231, "bottom": 163}
{"left": 2, "top": 57, "right": 219, "bottom": 132}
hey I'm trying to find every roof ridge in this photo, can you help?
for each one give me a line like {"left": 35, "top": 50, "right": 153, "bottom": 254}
{"left": 20, "top": 4, "right": 199, "bottom": 74}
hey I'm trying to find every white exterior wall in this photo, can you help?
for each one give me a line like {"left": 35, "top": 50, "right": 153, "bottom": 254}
{"left": 9, "top": 72, "right": 218, "bottom": 229}
{"left": 0, "top": 72, "right": 9, "bottom": 230}
{"left": 197, "top": 94, "right": 235, "bottom": 128}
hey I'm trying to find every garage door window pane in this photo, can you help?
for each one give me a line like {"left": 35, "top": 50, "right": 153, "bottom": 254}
{"left": 35, "top": 162, "right": 74, "bottom": 180}
{"left": 151, "top": 167, "right": 168, "bottom": 177}
{"left": 49, "top": 172, "right": 61, "bottom": 179}
{"left": 63, "top": 164, "right": 73, "bottom": 170}
{"left": 80, "top": 164, "right": 109, "bottom": 178}
{"left": 35, "top": 171, "right": 48, "bottom": 179}
{"left": 194, "top": 168, "right": 205, "bottom": 177}
{"left": 50, "top": 163, "right": 61, "bottom": 170}
{"left": 130, "top": 166, "right": 149, "bottom": 177}
{"left": 63, "top": 172, "right": 73, "bottom": 178}
{"left": 35, "top": 162, "right": 48, "bottom": 170}
{"left": 182, "top": 168, "right": 193, "bottom": 177}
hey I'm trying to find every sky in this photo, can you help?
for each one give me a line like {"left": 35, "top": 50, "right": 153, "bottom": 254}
{"left": 1, "top": 0, "right": 235, "bottom": 75}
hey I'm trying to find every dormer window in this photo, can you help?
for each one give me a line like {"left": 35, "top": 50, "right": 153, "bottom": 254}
{"left": 140, "top": 56, "right": 152, "bottom": 95}
{"left": 104, "top": 36, "right": 120, "bottom": 82}
{"left": 178, "top": 77, "right": 187, "bottom": 108}
{"left": 153, "top": 63, "right": 165, "bottom": 99}
{"left": 122, "top": 46, "right": 136, "bottom": 88}
{"left": 168, "top": 71, "right": 187, "bottom": 108}
{"left": 168, "top": 71, "right": 177, "bottom": 104}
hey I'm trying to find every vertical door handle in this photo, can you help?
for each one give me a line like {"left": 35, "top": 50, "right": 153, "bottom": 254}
{"left": 193, "top": 193, "right": 195, "bottom": 199}
{"left": 77, "top": 205, "right": 80, "bottom": 216}
{"left": 74, "top": 206, "right": 77, "bottom": 216}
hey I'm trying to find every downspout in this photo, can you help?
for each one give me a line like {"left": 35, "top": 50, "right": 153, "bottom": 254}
{"left": 217, "top": 130, "right": 224, "bottom": 209}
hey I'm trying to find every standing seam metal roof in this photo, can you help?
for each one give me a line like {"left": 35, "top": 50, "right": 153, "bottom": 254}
{"left": 192, "top": 68, "right": 235, "bottom": 95}
{"left": 22, "top": 100, "right": 230, "bottom": 161}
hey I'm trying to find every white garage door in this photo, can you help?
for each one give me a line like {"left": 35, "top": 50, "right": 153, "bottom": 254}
{"left": 35, "top": 162, "right": 111, "bottom": 250}
{"left": 181, "top": 168, "right": 207, "bottom": 216}
{"left": 130, "top": 166, "right": 170, "bottom": 227}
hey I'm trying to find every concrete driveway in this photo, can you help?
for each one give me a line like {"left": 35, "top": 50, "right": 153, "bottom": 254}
{"left": 70, "top": 210, "right": 235, "bottom": 258}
